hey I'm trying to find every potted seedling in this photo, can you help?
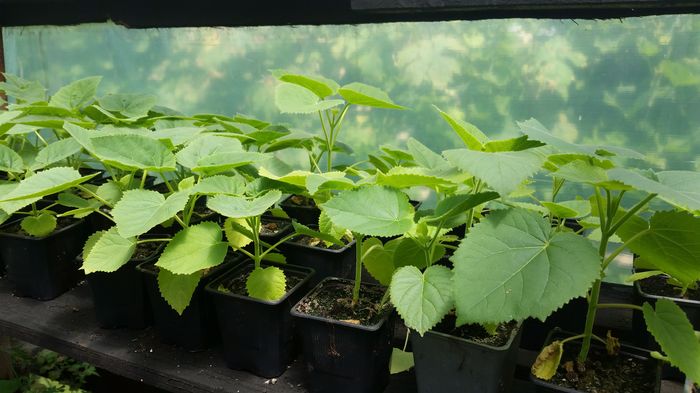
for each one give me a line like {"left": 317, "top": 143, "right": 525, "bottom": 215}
{"left": 508, "top": 120, "right": 700, "bottom": 392}
{"left": 291, "top": 185, "right": 415, "bottom": 393}
{"left": 272, "top": 70, "right": 405, "bottom": 223}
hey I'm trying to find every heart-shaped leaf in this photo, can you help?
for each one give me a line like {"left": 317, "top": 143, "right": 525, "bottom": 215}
{"left": 155, "top": 222, "right": 228, "bottom": 275}
{"left": 90, "top": 134, "right": 176, "bottom": 171}
{"left": 0, "top": 167, "right": 94, "bottom": 214}
{"left": 20, "top": 213, "right": 57, "bottom": 237}
{"left": 192, "top": 175, "right": 246, "bottom": 195}
{"left": 390, "top": 265, "right": 453, "bottom": 335}
{"left": 451, "top": 208, "right": 600, "bottom": 325}
{"left": 362, "top": 237, "right": 399, "bottom": 286}
{"left": 434, "top": 106, "right": 488, "bottom": 150}
{"left": 275, "top": 82, "right": 344, "bottom": 114}
{"left": 390, "top": 348, "right": 414, "bottom": 374}
{"left": 338, "top": 82, "right": 405, "bottom": 109}
{"left": 31, "top": 138, "right": 82, "bottom": 170}
{"left": 224, "top": 217, "right": 253, "bottom": 248}
{"left": 112, "top": 189, "right": 191, "bottom": 238}
{"left": 207, "top": 190, "right": 282, "bottom": 219}
{"left": 49, "top": 76, "right": 101, "bottom": 110}
{"left": 246, "top": 266, "right": 286, "bottom": 301}
{"left": 541, "top": 200, "right": 591, "bottom": 219}
{"left": 82, "top": 227, "right": 136, "bottom": 273}
{"left": 98, "top": 93, "right": 156, "bottom": 118}
{"left": 158, "top": 269, "right": 202, "bottom": 315}
{"left": 175, "top": 135, "right": 243, "bottom": 169}
{"left": 271, "top": 70, "right": 339, "bottom": 98}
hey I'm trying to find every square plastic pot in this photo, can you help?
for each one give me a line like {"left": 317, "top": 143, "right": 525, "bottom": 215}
{"left": 0, "top": 218, "right": 89, "bottom": 300}
{"left": 205, "top": 259, "right": 314, "bottom": 378}
{"left": 411, "top": 322, "right": 522, "bottom": 393}
{"left": 279, "top": 195, "right": 321, "bottom": 225}
{"left": 84, "top": 239, "right": 166, "bottom": 329}
{"left": 530, "top": 329, "right": 662, "bottom": 393}
{"left": 290, "top": 278, "right": 395, "bottom": 393}
{"left": 137, "top": 256, "right": 239, "bottom": 351}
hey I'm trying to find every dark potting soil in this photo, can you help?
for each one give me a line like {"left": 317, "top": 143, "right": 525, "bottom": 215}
{"left": 294, "top": 280, "right": 389, "bottom": 327}
{"left": 287, "top": 195, "right": 316, "bottom": 207}
{"left": 1, "top": 216, "right": 78, "bottom": 237}
{"left": 132, "top": 242, "right": 162, "bottom": 261}
{"left": 260, "top": 221, "right": 285, "bottom": 236}
{"left": 639, "top": 274, "right": 700, "bottom": 301}
{"left": 545, "top": 341, "right": 657, "bottom": 393}
{"left": 434, "top": 314, "right": 517, "bottom": 347}
{"left": 217, "top": 264, "right": 303, "bottom": 297}
{"left": 291, "top": 234, "right": 343, "bottom": 250}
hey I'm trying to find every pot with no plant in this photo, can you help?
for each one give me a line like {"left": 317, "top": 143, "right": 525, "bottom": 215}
{"left": 291, "top": 185, "right": 416, "bottom": 393}
{"left": 203, "top": 188, "right": 340, "bottom": 377}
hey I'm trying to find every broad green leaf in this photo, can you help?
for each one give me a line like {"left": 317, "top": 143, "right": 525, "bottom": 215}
{"left": 656, "top": 171, "right": 700, "bottom": 214}
{"left": 376, "top": 166, "right": 456, "bottom": 190}
{"left": 271, "top": 70, "right": 339, "bottom": 98}
{"left": 0, "top": 110, "right": 23, "bottom": 136}
{"left": 393, "top": 237, "right": 444, "bottom": 269}
{"left": 275, "top": 82, "right": 344, "bottom": 114}
{"left": 406, "top": 137, "right": 448, "bottom": 169}
{"left": 193, "top": 151, "right": 267, "bottom": 174}
{"left": 150, "top": 127, "right": 204, "bottom": 146}
{"left": 0, "top": 144, "right": 24, "bottom": 172}
{"left": 531, "top": 341, "right": 563, "bottom": 380}
{"left": 0, "top": 167, "right": 93, "bottom": 210}
{"left": 322, "top": 186, "right": 415, "bottom": 237}
{"left": 20, "top": 213, "right": 57, "bottom": 237}
{"left": 0, "top": 73, "right": 46, "bottom": 103}
{"left": 517, "top": 118, "right": 594, "bottom": 155}
{"left": 618, "top": 211, "right": 700, "bottom": 287}
{"left": 319, "top": 209, "right": 347, "bottom": 242}
{"left": 292, "top": 221, "right": 343, "bottom": 247}
{"left": 541, "top": 200, "right": 591, "bottom": 219}
{"left": 258, "top": 167, "right": 312, "bottom": 187}
{"left": 112, "top": 189, "right": 191, "bottom": 238}
{"left": 58, "top": 192, "right": 97, "bottom": 209}
{"left": 643, "top": 299, "right": 700, "bottom": 382}
{"left": 551, "top": 159, "right": 619, "bottom": 188}
{"left": 306, "top": 172, "right": 355, "bottom": 196}
{"left": 62, "top": 122, "right": 95, "bottom": 151}
{"left": 91, "top": 135, "right": 176, "bottom": 171}
{"left": 95, "top": 180, "right": 123, "bottom": 205}
{"left": 155, "top": 222, "right": 228, "bottom": 275}
{"left": 434, "top": 106, "right": 488, "bottom": 150}
{"left": 362, "top": 237, "right": 397, "bottom": 286}
{"left": 82, "top": 230, "right": 105, "bottom": 260}
{"left": 232, "top": 113, "right": 270, "bottom": 129}
{"left": 624, "top": 270, "right": 664, "bottom": 283}
{"left": 82, "top": 227, "right": 136, "bottom": 273}
{"left": 31, "top": 138, "right": 81, "bottom": 170}
{"left": 390, "top": 348, "right": 414, "bottom": 374}
{"left": 224, "top": 217, "right": 253, "bottom": 248}
{"left": 49, "top": 76, "right": 102, "bottom": 110}
{"left": 192, "top": 175, "right": 245, "bottom": 195}
{"left": 483, "top": 136, "right": 545, "bottom": 152}
{"left": 444, "top": 148, "right": 545, "bottom": 197}
{"left": 429, "top": 192, "right": 500, "bottom": 224}
{"left": 158, "top": 269, "right": 202, "bottom": 315}
{"left": 175, "top": 134, "right": 243, "bottom": 169}
{"left": 207, "top": 190, "right": 282, "bottom": 219}
{"left": 246, "top": 266, "right": 287, "bottom": 301}
{"left": 609, "top": 168, "right": 700, "bottom": 211}
{"left": 262, "top": 252, "right": 286, "bottom": 263}
{"left": 98, "top": 93, "right": 156, "bottom": 118}
{"left": 390, "top": 265, "right": 453, "bottom": 335}
{"left": 338, "top": 82, "right": 405, "bottom": 109}
{"left": 451, "top": 208, "right": 600, "bottom": 324}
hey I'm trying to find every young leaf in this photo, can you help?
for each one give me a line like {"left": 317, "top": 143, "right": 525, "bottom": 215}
{"left": 192, "top": 151, "right": 267, "bottom": 174}
{"left": 321, "top": 186, "right": 414, "bottom": 237}
{"left": 95, "top": 180, "right": 123, "bottom": 206}
{"left": 618, "top": 211, "right": 700, "bottom": 287}
{"left": 0, "top": 167, "right": 93, "bottom": 206}
{"left": 392, "top": 237, "right": 431, "bottom": 269}
{"left": 82, "top": 227, "right": 136, "bottom": 273}
{"left": 0, "top": 144, "right": 24, "bottom": 173}
{"left": 31, "top": 138, "right": 82, "bottom": 170}
{"left": 517, "top": 118, "right": 594, "bottom": 156}
{"left": 390, "top": 348, "right": 415, "bottom": 374}
{"left": 541, "top": 200, "right": 591, "bottom": 219}
{"left": 624, "top": 270, "right": 664, "bottom": 284}
{"left": 376, "top": 167, "right": 456, "bottom": 190}
{"left": 49, "top": 76, "right": 102, "bottom": 110}
{"left": 429, "top": 192, "right": 500, "bottom": 224}
{"left": 98, "top": 93, "right": 156, "bottom": 118}
{"left": 292, "top": 221, "right": 343, "bottom": 246}
{"left": 207, "top": 190, "right": 282, "bottom": 219}
{"left": 158, "top": 269, "right": 202, "bottom": 315}
{"left": 150, "top": 127, "right": 204, "bottom": 146}
{"left": 223, "top": 217, "right": 253, "bottom": 248}
{"left": 483, "top": 136, "right": 545, "bottom": 152}
{"left": 306, "top": 172, "right": 355, "bottom": 196}
{"left": 643, "top": 299, "right": 700, "bottom": 382}
{"left": 390, "top": 265, "right": 453, "bottom": 335}
{"left": 609, "top": 168, "right": 700, "bottom": 212}
{"left": 434, "top": 106, "right": 488, "bottom": 150}
{"left": 155, "top": 222, "right": 228, "bottom": 275}
{"left": 531, "top": 341, "right": 563, "bottom": 380}
{"left": 0, "top": 73, "right": 46, "bottom": 103}
{"left": 271, "top": 70, "right": 339, "bottom": 98}
{"left": 338, "top": 82, "right": 405, "bottom": 109}
{"left": 444, "top": 148, "right": 545, "bottom": 197}
{"left": 362, "top": 237, "right": 397, "bottom": 285}
{"left": 246, "top": 266, "right": 286, "bottom": 301}
{"left": 275, "top": 82, "right": 344, "bottom": 114}
{"left": 90, "top": 134, "right": 176, "bottom": 171}
{"left": 192, "top": 175, "right": 246, "bottom": 196}
{"left": 451, "top": 208, "right": 600, "bottom": 325}
{"left": 20, "top": 213, "right": 57, "bottom": 237}
{"left": 112, "top": 189, "right": 191, "bottom": 238}
{"left": 657, "top": 171, "right": 700, "bottom": 213}
{"left": 175, "top": 135, "right": 244, "bottom": 169}
{"left": 82, "top": 230, "right": 106, "bottom": 260}
{"left": 406, "top": 137, "right": 448, "bottom": 169}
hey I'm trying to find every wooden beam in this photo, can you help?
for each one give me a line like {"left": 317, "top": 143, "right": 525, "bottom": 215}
{"left": 0, "top": 27, "right": 6, "bottom": 108}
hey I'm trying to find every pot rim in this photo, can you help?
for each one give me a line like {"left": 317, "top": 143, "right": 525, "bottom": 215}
{"left": 0, "top": 216, "right": 85, "bottom": 241}
{"left": 633, "top": 268, "right": 700, "bottom": 307}
{"left": 416, "top": 320, "right": 523, "bottom": 352}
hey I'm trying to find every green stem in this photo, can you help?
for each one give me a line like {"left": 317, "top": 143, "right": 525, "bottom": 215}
{"left": 173, "top": 215, "right": 187, "bottom": 229}
{"left": 136, "top": 238, "right": 171, "bottom": 244}
{"left": 94, "top": 209, "right": 115, "bottom": 223}
{"left": 561, "top": 333, "right": 607, "bottom": 346}
{"left": 607, "top": 193, "right": 656, "bottom": 236}
{"left": 259, "top": 231, "right": 300, "bottom": 260}
{"left": 140, "top": 170, "right": 148, "bottom": 189}
{"left": 597, "top": 303, "right": 644, "bottom": 311}
{"left": 352, "top": 233, "right": 365, "bottom": 306}
{"left": 252, "top": 216, "right": 262, "bottom": 269}
{"left": 159, "top": 172, "right": 175, "bottom": 193}
{"left": 602, "top": 229, "right": 649, "bottom": 270}
{"left": 76, "top": 185, "right": 113, "bottom": 208}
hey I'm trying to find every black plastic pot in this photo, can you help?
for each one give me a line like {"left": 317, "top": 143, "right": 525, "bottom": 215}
{"left": 84, "top": 240, "right": 167, "bottom": 329}
{"left": 280, "top": 195, "right": 320, "bottom": 225}
{"left": 259, "top": 216, "right": 293, "bottom": 245}
{"left": 530, "top": 329, "right": 662, "bottom": 393}
{"left": 411, "top": 322, "right": 522, "bottom": 393}
{"left": 279, "top": 229, "right": 356, "bottom": 288}
{"left": 290, "top": 278, "right": 395, "bottom": 393}
{"left": 205, "top": 260, "right": 314, "bottom": 378}
{"left": 633, "top": 272, "right": 700, "bottom": 337}
{"left": 0, "top": 218, "right": 89, "bottom": 300}
{"left": 137, "top": 256, "right": 239, "bottom": 351}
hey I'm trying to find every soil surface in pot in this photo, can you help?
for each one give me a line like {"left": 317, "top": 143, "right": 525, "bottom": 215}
{"left": 1, "top": 216, "right": 78, "bottom": 237}
{"left": 216, "top": 264, "right": 303, "bottom": 296}
{"left": 294, "top": 280, "right": 388, "bottom": 326}
{"left": 544, "top": 341, "right": 657, "bottom": 393}
{"left": 132, "top": 242, "right": 162, "bottom": 261}
{"left": 290, "top": 235, "right": 344, "bottom": 250}
{"left": 286, "top": 195, "right": 316, "bottom": 207}
{"left": 260, "top": 221, "right": 286, "bottom": 236}
{"left": 434, "top": 314, "right": 517, "bottom": 347}
{"left": 639, "top": 275, "right": 700, "bottom": 301}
